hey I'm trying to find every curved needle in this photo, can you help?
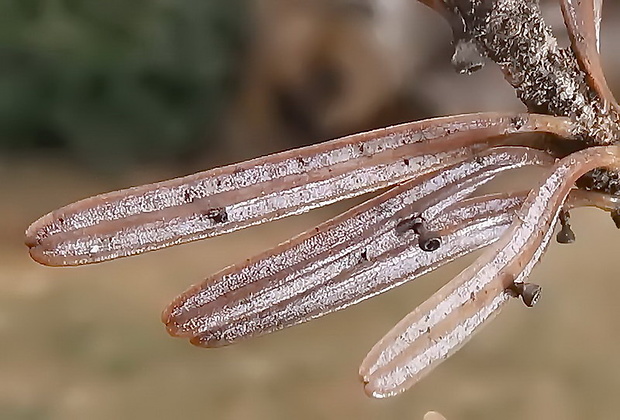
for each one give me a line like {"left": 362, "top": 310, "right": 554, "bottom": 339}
{"left": 360, "top": 145, "right": 620, "bottom": 398}
{"left": 25, "top": 113, "right": 571, "bottom": 266}
{"left": 560, "top": 0, "right": 619, "bottom": 109}
{"left": 163, "top": 147, "right": 554, "bottom": 347}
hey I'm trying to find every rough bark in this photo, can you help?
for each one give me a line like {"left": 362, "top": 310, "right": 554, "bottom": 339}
{"left": 430, "top": 0, "right": 620, "bottom": 192}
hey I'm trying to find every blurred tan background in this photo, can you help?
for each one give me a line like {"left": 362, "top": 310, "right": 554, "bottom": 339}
{"left": 2, "top": 1, "right": 620, "bottom": 419}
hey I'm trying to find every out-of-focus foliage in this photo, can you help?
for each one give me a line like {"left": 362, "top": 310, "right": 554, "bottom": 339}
{"left": 0, "top": 0, "right": 246, "bottom": 166}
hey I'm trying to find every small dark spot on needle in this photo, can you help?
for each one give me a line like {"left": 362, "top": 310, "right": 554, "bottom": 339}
{"left": 403, "top": 158, "right": 410, "bottom": 166}
{"left": 202, "top": 207, "right": 228, "bottom": 224}
{"left": 184, "top": 189, "right": 196, "bottom": 203}
{"left": 360, "top": 250, "right": 369, "bottom": 262}
{"left": 511, "top": 115, "right": 525, "bottom": 130}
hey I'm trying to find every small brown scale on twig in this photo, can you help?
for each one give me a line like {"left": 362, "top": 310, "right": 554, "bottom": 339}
{"left": 443, "top": 0, "right": 620, "bottom": 197}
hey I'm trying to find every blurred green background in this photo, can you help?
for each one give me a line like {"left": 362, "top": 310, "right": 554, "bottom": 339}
{"left": 2, "top": 1, "right": 620, "bottom": 419}
{"left": 1, "top": 0, "right": 245, "bottom": 168}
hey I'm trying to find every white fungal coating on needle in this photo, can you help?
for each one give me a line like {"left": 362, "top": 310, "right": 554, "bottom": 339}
{"left": 360, "top": 146, "right": 620, "bottom": 398}
{"left": 25, "top": 113, "right": 571, "bottom": 266}
{"left": 164, "top": 147, "right": 552, "bottom": 345}
{"left": 369, "top": 293, "right": 508, "bottom": 399}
